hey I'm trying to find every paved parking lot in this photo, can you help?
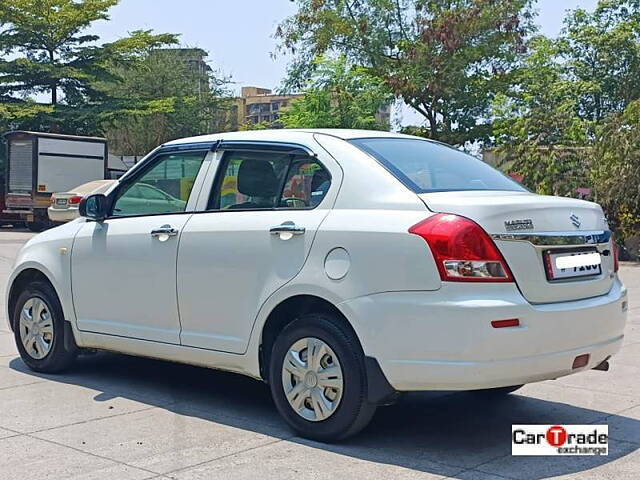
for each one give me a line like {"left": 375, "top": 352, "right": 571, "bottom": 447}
{"left": 0, "top": 227, "right": 638, "bottom": 479}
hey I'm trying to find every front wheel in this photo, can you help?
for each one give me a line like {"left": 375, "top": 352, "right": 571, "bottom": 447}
{"left": 269, "top": 313, "right": 376, "bottom": 442}
{"left": 13, "top": 281, "right": 77, "bottom": 373}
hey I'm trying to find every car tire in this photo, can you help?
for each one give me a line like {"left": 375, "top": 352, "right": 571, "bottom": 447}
{"left": 269, "top": 312, "right": 377, "bottom": 442}
{"left": 473, "top": 384, "right": 524, "bottom": 395}
{"left": 12, "top": 280, "right": 77, "bottom": 373}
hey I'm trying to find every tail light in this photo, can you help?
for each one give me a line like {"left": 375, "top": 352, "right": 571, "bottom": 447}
{"left": 49, "top": 196, "right": 56, "bottom": 205}
{"left": 68, "top": 195, "right": 83, "bottom": 205}
{"left": 409, "top": 213, "right": 513, "bottom": 282}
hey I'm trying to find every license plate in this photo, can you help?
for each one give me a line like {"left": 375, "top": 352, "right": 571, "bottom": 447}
{"left": 56, "top": 198, "right": 67, "bottom": 205}
{"left": 544, "top": 249, "right": 602, "bottom": 280}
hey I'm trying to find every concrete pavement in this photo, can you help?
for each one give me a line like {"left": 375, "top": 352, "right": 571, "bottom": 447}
{"left": 0, "top": 227, "right": 638, "bottom": 479}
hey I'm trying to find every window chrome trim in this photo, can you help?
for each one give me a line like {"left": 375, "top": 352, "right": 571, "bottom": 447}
{"left": 491, "top": 230, "right": 611, "bottom": 247}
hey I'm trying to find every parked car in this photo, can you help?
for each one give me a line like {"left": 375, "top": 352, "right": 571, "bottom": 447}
{"left": 48, "top": 180, "right": 115, "bottom": 223}
{"left": 112, "top": 182, "right": 186, "bottom": 216}
{"left": 5, "top": 130, "right": 627, "bottom": 441}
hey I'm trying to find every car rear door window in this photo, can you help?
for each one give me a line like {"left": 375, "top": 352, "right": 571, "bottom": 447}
{"left": 209, "top": 150, "right": 330, "bottom": 210}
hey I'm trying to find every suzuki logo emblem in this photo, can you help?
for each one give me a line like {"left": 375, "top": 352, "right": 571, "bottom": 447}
{"left": 570, "top": 213, "right": 581, "bottom": 228}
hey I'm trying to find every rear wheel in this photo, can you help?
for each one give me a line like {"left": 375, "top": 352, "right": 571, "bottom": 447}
{"left": 13, "top": 281, "right": 77, "bottom": 373}
{"left": 269, "top": 313, "right": 376, "bottom": 442}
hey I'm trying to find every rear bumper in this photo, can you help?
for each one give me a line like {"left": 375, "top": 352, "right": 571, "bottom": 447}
{"left": 47, "top": 206, "right": 78, "bottom": 222}
{"left": 339, "top": 279, "right": 627, "bottom": 391}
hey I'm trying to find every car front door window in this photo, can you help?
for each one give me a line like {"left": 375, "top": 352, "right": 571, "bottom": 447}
{"left": 112, "top": 151, "right": 206, "bottom": 217}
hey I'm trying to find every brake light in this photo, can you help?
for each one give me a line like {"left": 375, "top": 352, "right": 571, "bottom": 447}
{"left": 612, "top": 236, "right": 619, "bottom": 272}
{"left": 409, "top": 213, "right": 513, "bottom": 282}
{"left": 68, "top": 195, "right": 83, "bottom": 205}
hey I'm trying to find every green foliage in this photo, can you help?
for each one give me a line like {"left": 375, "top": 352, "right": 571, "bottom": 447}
{"left": 491, "top": 0, "right": 640, "bottom": 234}
{"left": 590, "top": 99, "right": 640, "bottom": 238}
{"left": 491, "top": 36, "right": 591, "bottom": 196}
{"left": 100, "top": 49, "right": 232, "bottom": 155}
{"left": 0, "top": 102, "right": 54, "bottom": 123}
{"left": 560, "top": 0, "right": 640, "bottom": 123}
{"left": 0, "top": 0, "right": 182, "bottom": 136}
{"left": 238, "top": 121, "right": 272, "bottom": 131}
{"left": 279, "top": 56, "right": 391, "bottom": 130}
{"left": 0, "top": 0, "right": 119, "bottom": 107}
{"left": 278, "top": 0, "right": 536, "bottom": 145}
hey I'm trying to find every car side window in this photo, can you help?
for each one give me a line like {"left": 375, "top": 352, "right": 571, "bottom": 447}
{"left": 111, "top": 150, "right": 206, "bottom": 217}
{"left": 280, "top": 157, "right": 331, "bottom": 208}
{"left": 211, "top": 151, "right": 289, "bottom": 210}
{"left": 209, "top": 150, "right": 330, "bottom": 211}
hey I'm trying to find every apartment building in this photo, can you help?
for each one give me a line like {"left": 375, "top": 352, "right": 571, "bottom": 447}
{"left": 231, "top": 86, "right": 391, "bottom": 130}
{"left": 229, "top": 87, "right": 301, "bottom": 129}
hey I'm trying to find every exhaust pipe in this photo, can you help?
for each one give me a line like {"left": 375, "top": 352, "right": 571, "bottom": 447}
{"left": 592, "top": 357, "right": 610, "bottom": 372}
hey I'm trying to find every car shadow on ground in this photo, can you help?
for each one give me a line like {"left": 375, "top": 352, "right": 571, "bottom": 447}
{"left": 8, "top": 351, "right": 639, "bottom": 478}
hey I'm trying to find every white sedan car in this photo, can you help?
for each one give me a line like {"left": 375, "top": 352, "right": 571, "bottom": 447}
{"left": 48, "top": 179, "right": 115, "bottom": 223}
{"left": 5, "top": 130, "right": 627, "bottom": 441}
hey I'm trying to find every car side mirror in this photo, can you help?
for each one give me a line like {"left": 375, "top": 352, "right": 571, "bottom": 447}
{"left": 79, "top": 194, "right": 108, "bottom": 221}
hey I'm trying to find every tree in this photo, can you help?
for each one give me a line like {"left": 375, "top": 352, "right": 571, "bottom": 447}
{"left": 560, "top": 0, "right": 640, "bottom": 124}
{"left": 100, "top": 48, "right": 232, "bottom": 155}
{"left": 0, "top": 0, "right": 177, "bottom": 134}
{"left": 590, "top": 99, "right": 640, "bottom": 239}
{"left": 277, "top": 0, "right": 535, "bottom": 145}
{"left": 0, "top": 0, "right": 118, "bottom": 106}
{"left": 489, "top": 0, "right": 640, "bottom": 252}
{"left": 491, "top": 36, "right": 590, "bottom": 196}
{"left": 279, "top": 55, "right": 392, "bottom": 130}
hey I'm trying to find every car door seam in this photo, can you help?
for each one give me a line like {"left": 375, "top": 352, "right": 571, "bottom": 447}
{"left": 240, "top": 208, "right": 333, "bottom": 356}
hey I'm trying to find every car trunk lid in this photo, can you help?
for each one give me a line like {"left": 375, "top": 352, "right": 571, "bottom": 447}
{"left": 418, "top": 191, "right": 615, "bottom": 303}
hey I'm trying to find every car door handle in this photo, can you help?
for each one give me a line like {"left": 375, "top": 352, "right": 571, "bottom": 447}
{"left": 150, "top": 225, "right": 179, "bottom": 238}
{"left": 270, "top": 222, "right": 305, "bottom": 236}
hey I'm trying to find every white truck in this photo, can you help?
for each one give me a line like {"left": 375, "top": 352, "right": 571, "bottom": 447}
{"left": 3, "top": 131, "right": 108, "bottom": 231}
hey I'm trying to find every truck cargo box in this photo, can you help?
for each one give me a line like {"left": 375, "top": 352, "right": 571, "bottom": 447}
{"left": 3, "top": 131, "right": 107, "bottom": 229}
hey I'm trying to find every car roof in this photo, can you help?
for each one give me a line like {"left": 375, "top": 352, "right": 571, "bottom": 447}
{"left": 163, "top": 129, "right": 421, "bottom": 146}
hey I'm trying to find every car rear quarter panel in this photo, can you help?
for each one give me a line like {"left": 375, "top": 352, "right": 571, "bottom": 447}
{"left": 309, "top": 133, "right": 441, "bottom": 296}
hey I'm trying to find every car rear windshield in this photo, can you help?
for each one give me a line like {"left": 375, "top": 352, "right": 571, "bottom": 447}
{"left": 350, "top": 138, "right": 526, "bottom": 194}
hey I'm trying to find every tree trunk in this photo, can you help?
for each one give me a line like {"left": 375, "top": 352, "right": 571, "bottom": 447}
{"left": 51, "top": 81, "right": 57, "bottom": 105}
{"left": 426, "top": 111, "right": 438, "bottom": 140}
{"left": 48, "top": 49, "right": 57, "bottom": 105}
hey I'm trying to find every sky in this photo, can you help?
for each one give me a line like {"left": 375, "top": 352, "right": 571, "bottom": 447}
{"left": 93, "top": 0, "right": 600, "bottom": 95}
